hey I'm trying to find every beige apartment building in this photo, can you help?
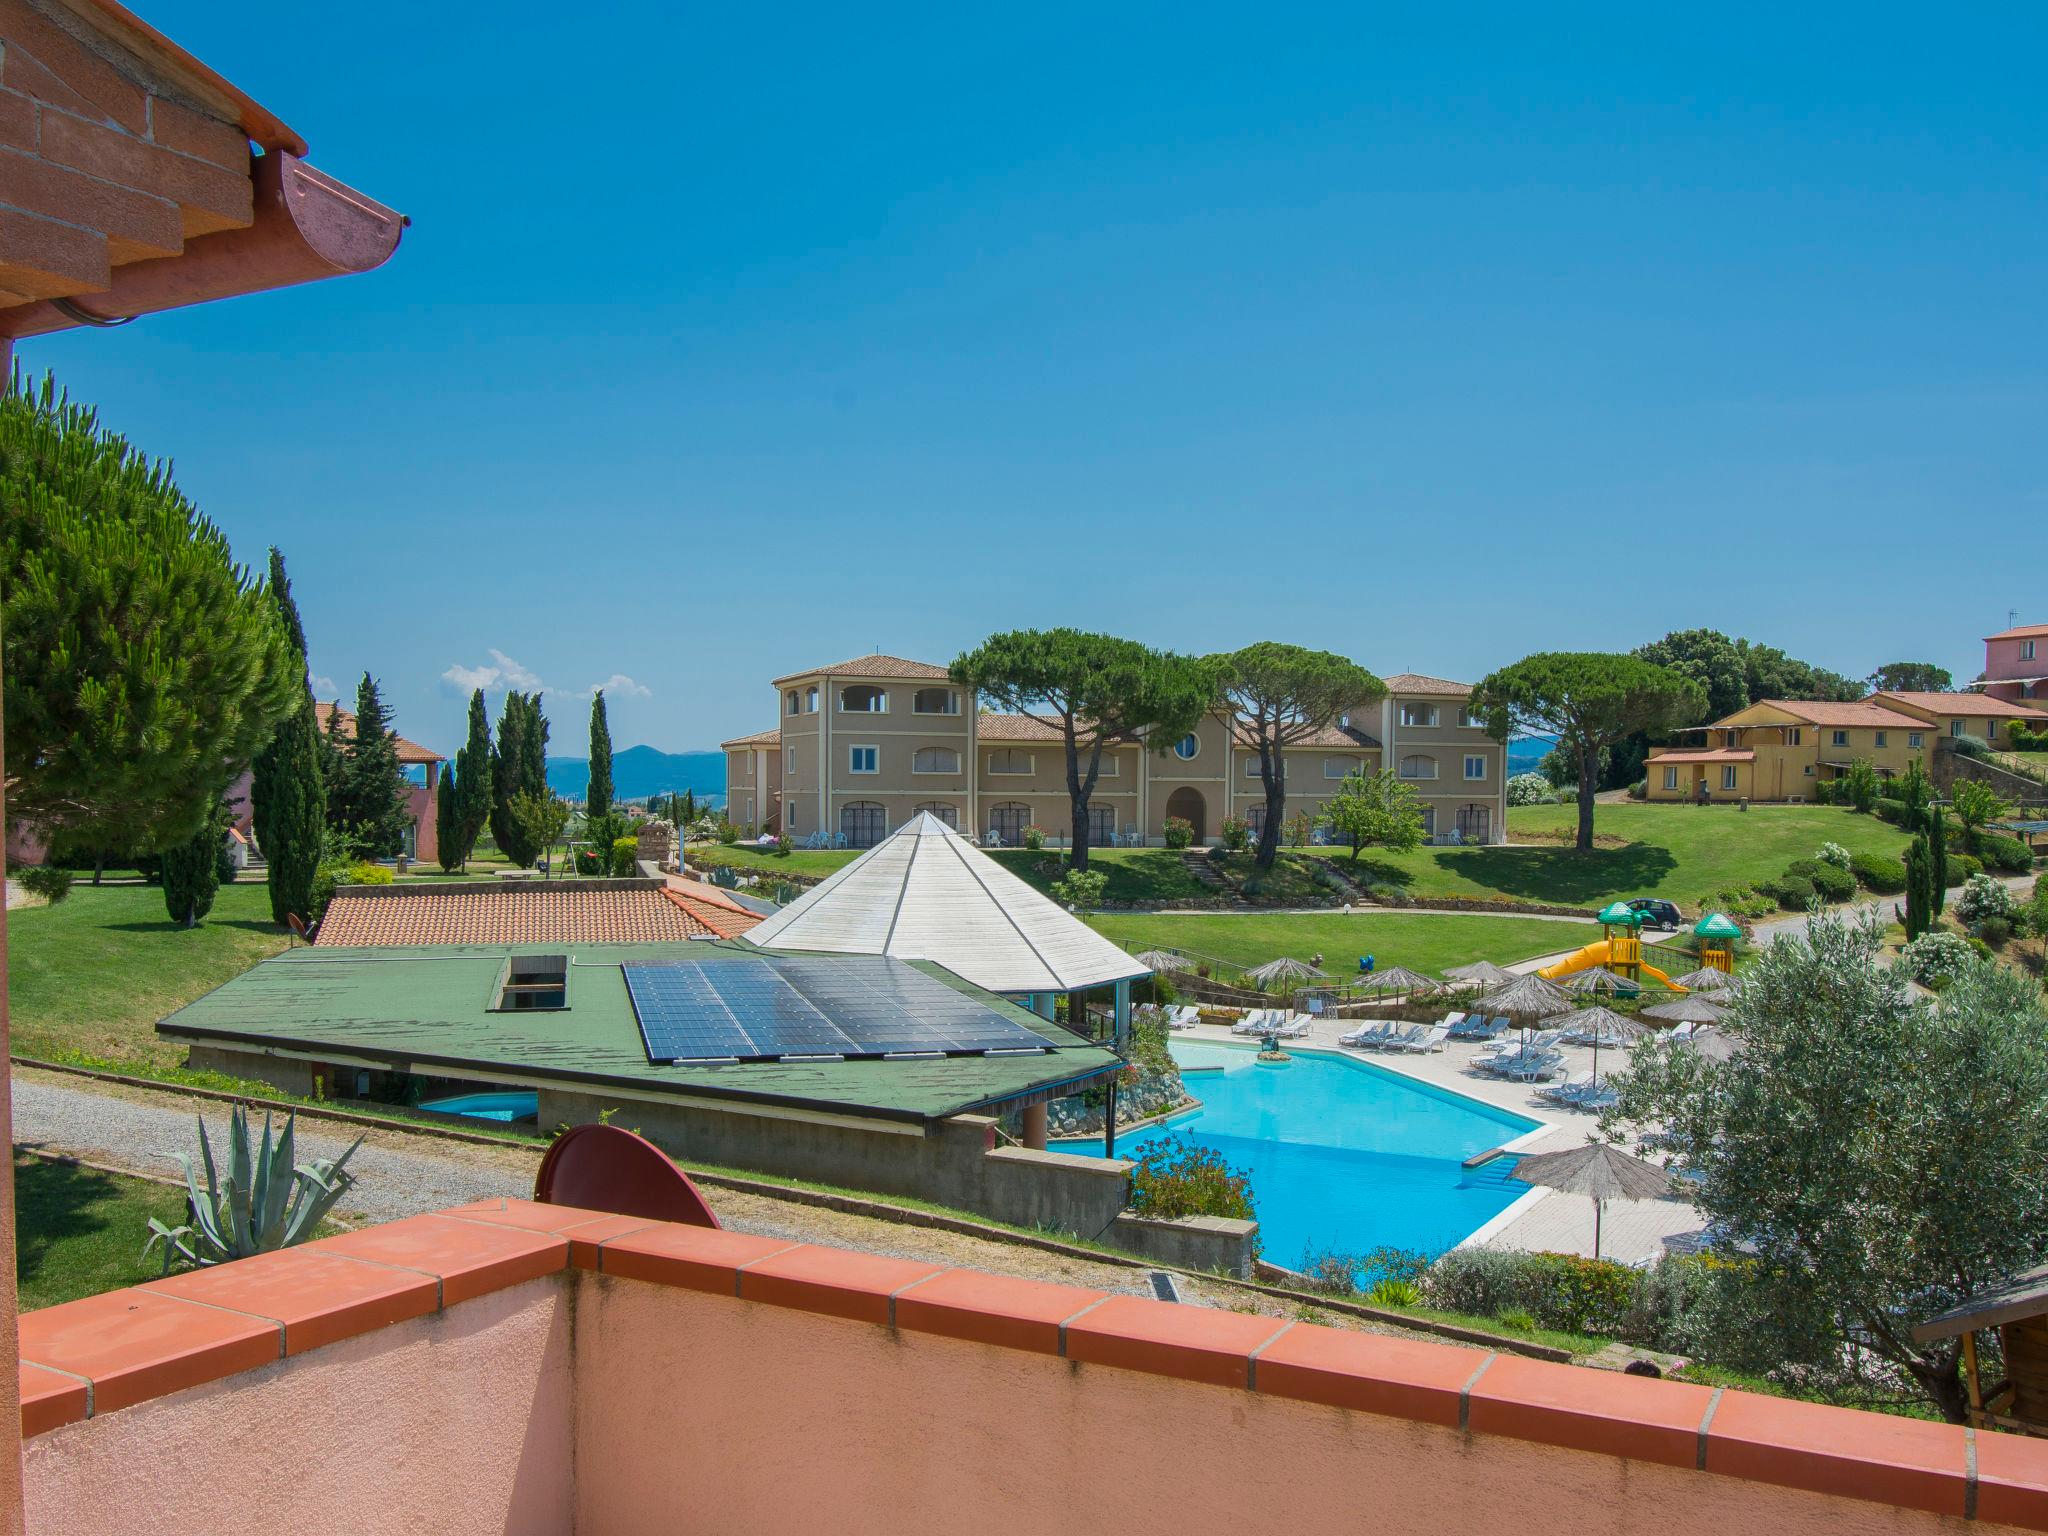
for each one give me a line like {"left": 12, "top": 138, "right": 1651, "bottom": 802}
{"left": 720, "top": 654, "right": 1506, "bottom": 848}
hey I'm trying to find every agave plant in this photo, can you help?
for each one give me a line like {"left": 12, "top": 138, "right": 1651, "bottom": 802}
{"left": 145, "top": 1105, "right": 363, "bottom": 1271}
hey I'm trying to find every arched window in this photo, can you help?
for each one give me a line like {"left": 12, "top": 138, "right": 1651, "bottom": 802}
{"left": 912, "top": 747, "right": 960, "bottom": 774}
{"left": 912, "top": 688, "right": 958, "bottom": 715}
{"left": 986, "top": 803, "right": 1032, "bottom": 847}
{"left": 840, "top": 685, "right": 886, "bottom": 713}
{"left": 913, "top": 802, "right": 959, "bottom": 829}
{"left": 1456, "top": 804, "right": 1492, "bottom": 843}
{"left": 987, "top": 749, "right": 1033, "bottom": 775}
{"left": 1086, "top": 804, "right": 1114, "bottom": 845}
{"left": 805, "top": 687, "right": 818, "bottom": 712}
{"left": 840, "top": 802, "right": 886, "bottom": 848}
{"left": 785, "top": 690, "right": 800, "bottom": 715}
{"left": 1399, "top": 754, "right": 1438, "bottom": 780}
{"left": 1173, "top": 733, "right": 1199, "bottom": 760}
{"left": 1323, "top": 754, "right": 1361, "bottom": 779}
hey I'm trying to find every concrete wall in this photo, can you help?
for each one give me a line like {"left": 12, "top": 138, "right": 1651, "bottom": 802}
{"left": 25, "top": 1279, "right": 572, "bottom": 1536}
{"left": 1111, "top": 1212, "right": 1257, "bottom": 1276}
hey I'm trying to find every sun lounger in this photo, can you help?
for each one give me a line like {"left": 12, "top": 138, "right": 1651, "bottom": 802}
{"left": 1166, "top": 1005, "right": 1200, "bottom": 1030}
{"left": 1271, "top": 1012, "right": 1313, "bottom": 1039}
{"left": 1536, "top": 1071, "right": 1595, "bottom": 1104}
{"left": 1338, "top": 1020, "right": 1393, "bottom": 1048}
{"left": 1388, "top": 1023, "right": 1451, "bottom": 1054}
{"left": 1231, "top": 1010, "right": 1276, "bottom": 1036}
{"left": 1370, "top": 1023, "right": 1427, "bottom": 1052}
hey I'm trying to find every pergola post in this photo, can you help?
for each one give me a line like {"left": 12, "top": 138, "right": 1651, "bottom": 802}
{"left": 1021, "top": 1102, "right": 1048, "bottom": 1150}
{"left": 1113, "top": 978, "right": 1131, "bottom": 1049}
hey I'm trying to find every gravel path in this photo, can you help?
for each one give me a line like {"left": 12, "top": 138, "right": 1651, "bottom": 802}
{"left": 10, "top": 1073, "right": 529, "bottom": 1223}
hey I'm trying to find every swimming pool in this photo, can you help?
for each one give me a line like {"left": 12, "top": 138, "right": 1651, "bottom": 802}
{"left": 419, "top": 1090, "right": 540, "bottom": 1123}
{"left": 1068, "top": 1041, "right": 1540, "bottom": 1266}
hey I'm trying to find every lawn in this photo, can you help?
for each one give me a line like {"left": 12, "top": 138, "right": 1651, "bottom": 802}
{"left": 14, "top": 1153, "right": 192, "bottom": 1310}
{"left": 1087, "top": 911, "right": 1583, "bottom": 975}
{"left": 687, "top": 842, "right": 1220, "bottom": 905}
{"left": 1305, "top": 802, "right": 1914, "bottom": 914}
{"left": 7, "top": 880, "right": 290, "bottom": 1069}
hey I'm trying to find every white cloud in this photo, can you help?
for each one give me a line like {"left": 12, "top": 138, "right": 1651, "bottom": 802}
{"left": 442, "top": 648, "right": 548, "bottom": 694}
{"left": 584, "top": 673, "right": 651, "bottom": 698}
{"left": 310, "top": 674, "right": 340, "bottom": 699}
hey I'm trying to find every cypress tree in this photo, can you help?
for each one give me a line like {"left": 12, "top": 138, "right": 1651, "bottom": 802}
{"left": 1928, "top": 806, "right": 1950, "bottom": 915}
{"left": 436, "top": 760, "right": 465, "bottom": 873}
{"left": 454, "top": 689, "right": 492, "bottom": 863}
{"left": 163, "top": 796, "right": 226, "bottom": 927}
{"left": 587, "top": 691, "right": 613, "bottom": 822}
{"left": 335, "top": 674, "right": 412, "bottom": 858}
{"left": 491, "top": 692, "right": 539, "bottom": 866}
{"left": 1903, "top": 835, "right": 1930, "bottom": 941}
{"left": 248, "top": 548, "right": 327, "bottom": 925}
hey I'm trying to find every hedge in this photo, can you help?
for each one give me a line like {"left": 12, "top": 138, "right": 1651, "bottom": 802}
{"left": 1849, "top": 851, "right": 1908, "bottom": 894}
{"left": 1980, "top": 833, "right": 2035, "bottom": 873}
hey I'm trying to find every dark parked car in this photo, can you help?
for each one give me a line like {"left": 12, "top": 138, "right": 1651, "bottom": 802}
{"left": 1628, "top": 898, "right": 1683, "bottom": 931}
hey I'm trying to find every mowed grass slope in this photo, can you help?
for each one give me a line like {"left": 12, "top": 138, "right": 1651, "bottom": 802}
{"left": 14, "top": 1154, "right": 193, "bottom": 1310}
{"left": 7, "top": 881, "right": 289, "bottom": 1069}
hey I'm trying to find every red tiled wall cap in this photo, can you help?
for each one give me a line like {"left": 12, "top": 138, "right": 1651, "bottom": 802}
{"left": 14, "top": 1198, "right": 2048, "bottom": 1533}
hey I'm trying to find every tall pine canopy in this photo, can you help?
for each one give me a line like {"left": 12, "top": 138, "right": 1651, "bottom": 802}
{"left": 586, "top": 691, "right": 614, "bottom": 820}
{"left": 1, "top": 375, "right": 295, "bottom": 854}
{"left": 334, "top": 674, "right": 412, "bottom": 858}
{"left": 248, "top": 548, "right": 327, "bottom": 924}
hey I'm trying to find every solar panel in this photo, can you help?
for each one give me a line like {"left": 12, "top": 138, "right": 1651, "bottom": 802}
{"left": 622, "top": 955, "right": 1055, "bottom": 1065}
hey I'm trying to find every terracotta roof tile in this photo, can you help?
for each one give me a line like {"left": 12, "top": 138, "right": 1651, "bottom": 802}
{"left": 1382, "top": 672, "right": 1472, "bottom": 696}
{"left": 1227, "top": 720, "right": 1382, "bottom": 751}
{"left": 1646, "top": 749, "right": 1755, "bottom": 764}
{"left": 1987, "top": 623, "right": 2048, "bottom": 641}
{"left": 1875, "top": 691, "right": 2048, "bottom": 721}
{"left": 1727, "top": 699, "right": 1921, "bottom": 729}
{"left": 660, "top": 883, "right": 764, "bottom": 940}
{"left": 720, "top": 727, "right": 781, "bottom": 749}
{"left": 975, "top": 713, "right": 1063, "bottom": 742}
{"left": 771, "top": 654, "right": 951, "bottom": 685}
{"left": 314, "top": 701, "right": 442, "bottom": 765}
{"left": 313, "top": 881, "right": 756, "bottom": 946}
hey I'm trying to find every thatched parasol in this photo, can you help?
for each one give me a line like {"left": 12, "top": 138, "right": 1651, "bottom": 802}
{"left": 1641, "top": 993, "right": 1729, "bottom": 1025}
{"left": 1479, "top": 971, "right": 1575, "bottom": 1046}
{"left": 1510, "top": 1142, "right": 1672, "bottom": 1259}
{"left": 1132, "top": 949, "right": 1195, "bottom": 974}
{"left": 1562, "top": 966, "right": 1637, "bottom": 996}
{"left": 1669, "top": 967, "right": 1736, "bottom": 993}
{"left": 1686, "top": 1027, "right": 1743, "bottom": 1064}
{"left": 1246, "top": 956, "right": 1328, "bottom": 991}
{"left": 1554, "top": 1005, "right": 1648, "bottom": 1083}
{"left": 1353, "top": 965, "right": 1440, "bottom": 996}
{"left": 1444, "top": 959, "right": 1515, "bottom": 988}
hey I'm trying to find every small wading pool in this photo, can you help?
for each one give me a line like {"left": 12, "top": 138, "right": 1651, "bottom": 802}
{"left": 1065, "top": 1040, "right": 1540, "bottom": 1266}
{"left": 419, "top": 1090, "right": 540, "bottom": 1124}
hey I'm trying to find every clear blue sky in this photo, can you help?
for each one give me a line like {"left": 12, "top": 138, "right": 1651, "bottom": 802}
{"left": 18, "top": 2, "right": 2045, "bottom": 755}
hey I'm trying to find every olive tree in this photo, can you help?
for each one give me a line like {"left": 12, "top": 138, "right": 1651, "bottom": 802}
{"left": 950, "top": 630, "right": 1218, "bottom": 870}
{"left": 1325, "top": 768, "right": 1424, "bottom": 865}
{"left": 1601, "top": 911, "right": 2048, "bottom": 1421}
{"left": 1470, "top": 653, "right": 1704, "bottom": 850}
{"left": 1213, "top": 643, "right": 1384, "bottom": 870}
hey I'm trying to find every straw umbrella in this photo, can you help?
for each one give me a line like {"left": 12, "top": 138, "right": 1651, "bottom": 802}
{"left": 1562, "top": 966, "right": 1636, "bottom": 996}
{"left": 1132, "top": 949, "right": 1194, "bottom": 974}
{"left": 1353, "top": 965, "right": 1439, "bottom": 996}
{"left": 1510, "top": 1142, "right": 1671, "bottom": 1259}
{"left": 1552, "top": 1004, "right": 1647, "bottom": 1084}
{"left": 1640, "top": 993, "right": 1728, "bottom": 1026}
{"left": 1444, "top": 959, "right": 1515, "bottom": 988}
{"left": 1685, "top": 1027, "right": 1743, "bottom": 1064}
{"left": 1479, "top": 972, "right": 1574, "bottom": 1045}
{"left": 1246, "top": 956, "right": 1327, "bottom": 992}
{"left": 1668, "top": 967, "right": 1735, "bottom": 993}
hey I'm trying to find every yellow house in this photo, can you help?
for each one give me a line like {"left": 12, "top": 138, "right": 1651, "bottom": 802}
{"left": 1645, "top": 699, "right": 1931, "bottom": 803}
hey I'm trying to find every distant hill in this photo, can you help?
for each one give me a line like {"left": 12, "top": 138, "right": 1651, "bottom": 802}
{"left": 1507, "top": 734, "right": 1556, "bottom": 777}
{"left": 547, "top": 745, "right": 726, "bottom": 806}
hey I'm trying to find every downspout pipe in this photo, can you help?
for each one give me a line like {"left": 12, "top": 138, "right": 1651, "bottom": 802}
{"left": 1, "top": 152, "right": 406, "bottom": 340}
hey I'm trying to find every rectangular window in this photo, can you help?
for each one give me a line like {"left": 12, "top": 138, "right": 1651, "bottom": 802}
{"left": 912, "top": 688, "right": 958, "bottom": 715}
{"left": 1909, "top": 732, "right": 1923, "bottom": 749}
{"left": 494, "top": 954, "right": 567, "bottom": 1012}
{"left": 911, "top": 747, "right": 959, "bottom": 774}
{"left": 1458, "top": 707, "right": 1481, "bottom": 728}
{"left": 1951, "top": 720, "right": 1964, "bottom": 737}
{"left": 1398, "top": 754, "right": 1438, "bottom": 780}
{"left": 1323, "top": 755, "right": 1361, "bottom": 779}
{"left": 987, "top": 750, "right": 1032, "bottom": 775}
{"left": 849, "top": 745, "right": 878, "bottom": 774}
{"left": 1094, "top": 754, "right": 1119, "bottom": 777}
{"left": 2026, "top": 640, "right": 2039, "bottom": 661}
{"left": 1874, "top": 731, "right": 1887, "bottom": 748}
{"left": 785, "top": 746, "right": 795, "bottom": 773}
{"left": 1244, "top": 758, "right": 1285, "bottom": 779}
{"left": 785, "top": 690, "right": 800, "bottom": 715}
{"left": 1831, "top": 730, "right": 1848, "bottom": 747}
{"left": 805, "top": 687, "right": 818, "bottom": 713}
{"left": 1788, "top": 728, "right": 1802, "bottom": 745}
{"left": 1400, "top": 704, "right": 1439, "bottom": 728}
{"left": 1803, "top": 765, "right": 1815, "bottom": 776}
{"left": 1463, "top": 755, "right": 1486, "bottom": 780}
{"left": 1662, "top": 766, "right": 1679, "bottom": 790}
{"left": 1721, "top": 765, "right": 1738, "bottom": 791}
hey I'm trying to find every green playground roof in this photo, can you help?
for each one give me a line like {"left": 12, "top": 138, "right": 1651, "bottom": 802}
{"left": 1597, "top": 901, "right": 1644, "bottom": 926}
{"left": 1694, "top": 912, "right": 1744, "bottom": 940}
{"left": 157, "top": 941, "right": 1120, "bottom": 1125}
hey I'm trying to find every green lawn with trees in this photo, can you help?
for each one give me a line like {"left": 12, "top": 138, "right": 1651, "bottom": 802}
{"left": 1088, "top": 910, "right": 1579, "bottom": 974}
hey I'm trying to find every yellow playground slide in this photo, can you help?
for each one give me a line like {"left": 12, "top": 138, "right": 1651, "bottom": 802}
{"left": 1537, "top": 940, "right": 1681, "bottom": 990}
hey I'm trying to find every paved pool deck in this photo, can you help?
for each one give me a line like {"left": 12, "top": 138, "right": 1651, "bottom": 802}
{"left": 1170, "top": 1016, "right": 1707, "bottom": 1266}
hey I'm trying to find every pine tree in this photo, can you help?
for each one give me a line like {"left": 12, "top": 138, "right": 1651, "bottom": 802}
{"left": 436, "top": 760, "right": 465, "bottom": 873}
{"left": 163, "top": 795, "right": 227, "bottom": 927}
{"left": 490, "top": 692, "right": 550, "bottom": 867}
{"left": 248, "top": 548, "right": 327, "bottom": 925}
{"left": 587, "top": 691, "right": 613, "bottom": 821}
{"left": 455, "top": 688, "right": 492, "bottom": 863}
{"left": 336, "top": 674, "right": 412, "bottom": 858}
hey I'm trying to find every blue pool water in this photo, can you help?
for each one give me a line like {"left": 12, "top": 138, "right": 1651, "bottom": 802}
{"left": 1071, "top": 1041, "right": 1539, "bottom": 1266}
{"left": 420, "top": 1091, "right": 540, "bottom": 1123}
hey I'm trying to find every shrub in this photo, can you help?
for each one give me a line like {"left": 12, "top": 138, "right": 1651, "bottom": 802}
{"left": 17, "top": 865, "right": 73, "bottom": 905}
{"left": 1219, "top": 815, "right": 1250, "bottom": 852}
{"left": 1872, "top": 798, "right": 1907, "bottom": 827}
{"left": 1366, "top": 882, "right": 1413, "bottom": 908}
{"left": 1764, "top": 874, "right": 1815, "bottom": 911}
{"left": 1948, "top": 853, "right": 1984, "bottom": 884}
{"left": 773, "top": 833, "right": 792, "bottom": 857}
{"left": 1980, "top": 833, "right": 2034, "bottom": 873}
{"left": 1162, "top": 816, "right": 1194, "bottom": 850}
{"left": 1626, "top": 778, "right": 1647, "bottom": 801}
{"left": 1849, "top": 851, "right": 1908, "bottom": 894}
{"left": 1506, "top": 773, "right": 1552, "bottom": 807}
{"left": 715, "top": 819, "right": 740, "bottom": 845}
{"left": 1368, "top": 1277, "right": 1420, "bottom": 1307}
{"left": 2011, "top": 722, "right": 2048, "bottom": 752}
{"left": 1022, "top": 824, "right": 1047, "bottom": 851}
{"left": 1899, "top": 929, "right": 1974, "bottom": 987}
{"left": 1128, "top": 1135, "right": 1255, "bottom": 1224}
{"left": 1812, "top": 779, "right": 1843, "bottom": 805}
{"left": 1948, "top": 733, "right": 1992, "bottom": 759}
{"left": 1050, "top": 867, "right": 1108, "bottom": 912}
{"left": 1979, "top": 916, "right": 2014, "bottom": 950}
{"left": 1814, "top": 842, "right": 1852, "bottom": 870}
{"left": 345, "top": 860, "right": 394, "bottom": 886}
{"left": 1956, "top": 872, "right": 2016, "bottom": 927}
{"left": 610, "top": 835, "right": 639, "bottom": 877}
{"left": 1422, "top": 1248, "right": 1641, "bottom": 1336}
{"left": 574, "top": 848, "right": 606, "bottom": 875}
{"left": 1240, "top": 875, "right": 1264, "bottom": 897}
{"left": 1807, "top": 864, "right": 1856, "bottom": 904}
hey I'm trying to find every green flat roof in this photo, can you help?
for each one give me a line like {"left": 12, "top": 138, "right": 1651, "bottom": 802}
{"left": 158, "top": 941, "right": 1120, "bottom": 1125}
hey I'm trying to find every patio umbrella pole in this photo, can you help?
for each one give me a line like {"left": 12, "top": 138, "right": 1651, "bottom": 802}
{"left": 1594, "top": 1198, "right": 1603, "bottom": 1261}
{"left": 1105, "top": 1078, "right": 1118, "bottom": 1160}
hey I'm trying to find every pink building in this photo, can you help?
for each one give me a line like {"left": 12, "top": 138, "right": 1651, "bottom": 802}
{"left": 1979, "top": 623, "right": 2048, "bottom": 707}
{"left": 225, "top": 701, "right": 445, "bottom": 865}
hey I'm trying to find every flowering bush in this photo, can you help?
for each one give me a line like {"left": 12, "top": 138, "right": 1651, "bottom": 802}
{"left": 1814, "top": 842, "right": 1852, "bottom": 870}
{"left": 1162, "top": 816, "right": 1194, "bottom": 850}
{"left": 1022, "top": 824, "right": 1046, "bottom": 851}
{"left": 1129, "top": 1134, "right": 1256, "bottom": 1224}
{"left": 1899, "top": 929, "right": 1975, "bottom": 988}
{"left": 1507, "top": 773, "right": 1553, "bottom": 807}
{"left": 1955, "top": 872, "right": 2015, "bottom": 928}
{"left": 1219, "top": 816, "right": 1249, "bottom": 851}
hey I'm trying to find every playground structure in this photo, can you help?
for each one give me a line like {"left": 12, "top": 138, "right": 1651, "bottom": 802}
{"left": 1540, "top": 901, "right": 1681, "bottom": 990}
{"left": 1694, "top": 911, "right": 1741, "bottom": 973}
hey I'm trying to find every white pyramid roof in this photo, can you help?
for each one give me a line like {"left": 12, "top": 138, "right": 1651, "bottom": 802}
{"left": 742, "top": 813, "right": 1150, "bottom": 994}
